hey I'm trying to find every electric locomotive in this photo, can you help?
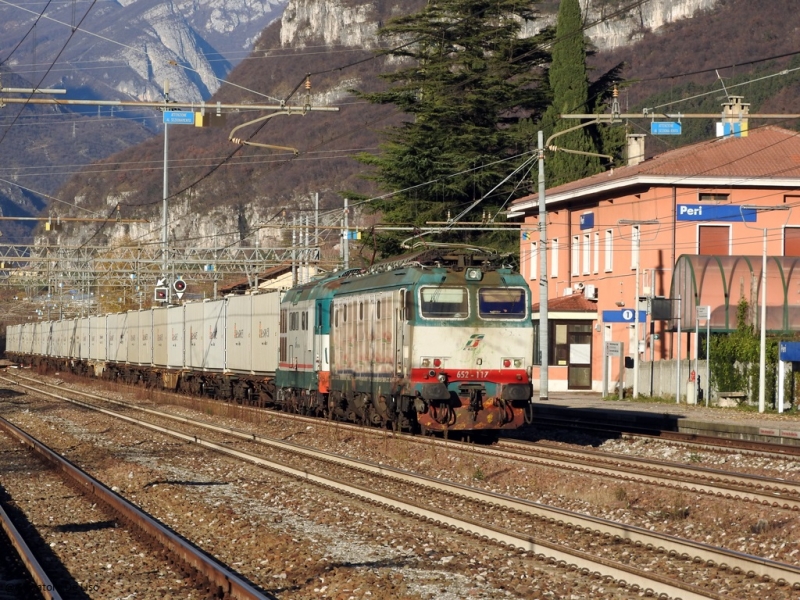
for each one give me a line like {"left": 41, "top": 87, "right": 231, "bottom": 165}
{"left": 276, "top": 246, "right": 535, "bottom": 433}
{"left": 5, "top": 247, "right": 535, "bottom": 435}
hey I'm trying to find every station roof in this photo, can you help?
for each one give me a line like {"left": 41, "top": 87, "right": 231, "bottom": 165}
{"left": 509, "top": 126, "right": 800, "bottom": 216}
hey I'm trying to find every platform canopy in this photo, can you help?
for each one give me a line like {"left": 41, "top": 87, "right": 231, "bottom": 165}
{"left": 670, "top": 255, "right": 800, "bottom": 333}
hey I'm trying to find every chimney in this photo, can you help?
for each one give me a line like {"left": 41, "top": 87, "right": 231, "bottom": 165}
{"left": 626, "top": 134, "right": 646, "bottom": 166}
{"left": 721, "top": 96, "right": 749, "bottom": 137}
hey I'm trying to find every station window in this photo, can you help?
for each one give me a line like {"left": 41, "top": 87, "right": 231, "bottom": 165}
{"left": 699, "top": 193, "right": 729, "bottom": 202}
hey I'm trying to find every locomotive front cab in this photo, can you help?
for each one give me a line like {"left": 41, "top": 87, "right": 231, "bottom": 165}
{"left": 408, "top": 268, "right": 534, "bottom": 432}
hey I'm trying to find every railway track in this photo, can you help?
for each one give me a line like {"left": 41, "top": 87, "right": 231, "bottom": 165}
{"left": 529, "top": 415, "right": 800, "bottom": 456}
{"left": 0, "top": 499, "right": 56, "bottom": 600}
{"left": 4, "top": 373, "right": 800, "bottom": 600}
{"left": 0, "top": 411, "right": 276, "bottom": 600}
{"left": 9, "top": 372, "right": 800, "bottom": 510}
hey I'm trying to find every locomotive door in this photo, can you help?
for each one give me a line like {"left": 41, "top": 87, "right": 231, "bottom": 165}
{"left": 394, "top": 289, "right": 410, "bottom": 378}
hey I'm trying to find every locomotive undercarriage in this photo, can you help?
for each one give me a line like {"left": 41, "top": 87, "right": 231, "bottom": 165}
{"left": 8, "top": 353, "right": 525, "bottom": 436}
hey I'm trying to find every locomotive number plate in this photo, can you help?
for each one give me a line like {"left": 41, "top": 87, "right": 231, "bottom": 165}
{"left": 455, "top": 370, "right": 489, "bottom": 379}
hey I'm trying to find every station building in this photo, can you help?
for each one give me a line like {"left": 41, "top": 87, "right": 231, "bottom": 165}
{"left": 508, "top": 124, "right": 800, "bottom": 393}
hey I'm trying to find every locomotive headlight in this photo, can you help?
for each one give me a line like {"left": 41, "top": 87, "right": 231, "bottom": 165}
{"left": 503, "top": 359, "right": 511, "bottom": 368}
{"left": 437, "top": 373, "right": 447, "bottom": 383}
{"left": 421, "top": 358, "right": 431, "bottom": 367}
{"left": 433, "top": 358, "right": 441, "bottom": 367}
{"left": 514, "top": 359, "right": 522, "bottom": 368}
{"left": 465, "top": 267, "right": 483, "bottom": 281}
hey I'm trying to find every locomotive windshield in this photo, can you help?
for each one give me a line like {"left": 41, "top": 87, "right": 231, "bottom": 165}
{"left": 419, "top": 287, "right": 468, "bottom": 318}
{"left": 478, "top": 288, "right": 527, "bottom": 319}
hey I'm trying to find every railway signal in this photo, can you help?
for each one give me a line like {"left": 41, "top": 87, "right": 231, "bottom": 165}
{"left": 173, "top": 277, "right": 186, "bottom": 299}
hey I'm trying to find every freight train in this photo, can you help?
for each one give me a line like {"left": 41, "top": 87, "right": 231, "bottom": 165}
{"left": 5, "top": 247, "right": 535, "bottom": 434}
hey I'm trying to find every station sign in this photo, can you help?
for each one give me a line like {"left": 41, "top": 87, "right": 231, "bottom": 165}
{"left": 605, "top": 341, "right": 622, "bottom": 356}
{"left": 579, "top": 212, "right": 594, "bottom": 230}
{"left": 163, "top": 110, "right": 195, "bottom": 125}
{"left": 779, "top": 341, "right": 800, "bottom": 362}
{"left": 603, "top": 309, "right": 647, "bottom": 323}
{"left": 676, "top": 204, "right": 756, "bottom": 222}
{"left": 650, "top": 121, "right": 682, "bottom": 135}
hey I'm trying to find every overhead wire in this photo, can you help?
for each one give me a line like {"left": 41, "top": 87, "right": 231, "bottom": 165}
{"left": 12, "top": 0, "right": 800, "bottom": 255}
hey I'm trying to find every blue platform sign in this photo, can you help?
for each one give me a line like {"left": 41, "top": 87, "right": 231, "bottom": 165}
{"left": 779, "top": 342, "right": 800, "bottom": 362}
{"left": 163, "top": 110, "right": 195, "bottom": 125}
{"left": 651, "top": 121, "right": 682, "bottom": 135}
{"left": 603, "top": 310, "right": 647, "bottom": 323}
{"left": 579, "top": 212, "right": 594, "bottom": 230}
{"left": 677, "top": 204, "right": 756, "bottom": 222}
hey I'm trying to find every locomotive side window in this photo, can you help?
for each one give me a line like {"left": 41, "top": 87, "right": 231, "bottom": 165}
{"left": 419, "top": 287, "right": 468, "bottom": 319}
{"left": 478, "top": 288, "right": 527, "bottom": 319}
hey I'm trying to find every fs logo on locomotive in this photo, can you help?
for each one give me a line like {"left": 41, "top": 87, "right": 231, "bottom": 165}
{"left": 463, "top": 334, "right": 484, "bottom": 350}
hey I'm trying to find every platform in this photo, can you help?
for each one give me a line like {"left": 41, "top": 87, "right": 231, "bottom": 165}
{"left": 529, "top": 393, "right": 800, "bottom": 447}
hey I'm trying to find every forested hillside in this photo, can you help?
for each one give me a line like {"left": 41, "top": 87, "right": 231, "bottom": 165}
{"left": 40, "top": 0, "right": 800, "bottom": 255}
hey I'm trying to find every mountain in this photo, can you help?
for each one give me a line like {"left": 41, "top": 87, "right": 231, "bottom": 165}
{"left": 0, "top": 0, "right": 288, "bottom": 102}
{"left": 6, "top": 0, "right": 800, "bottom": 252}
{"left": 0, "top": 0, "right": 287, "bottom": 240}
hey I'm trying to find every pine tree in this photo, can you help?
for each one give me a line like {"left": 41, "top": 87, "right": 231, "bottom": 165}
{"left": 352, "top": 0, "right": 553, "bottom": 255}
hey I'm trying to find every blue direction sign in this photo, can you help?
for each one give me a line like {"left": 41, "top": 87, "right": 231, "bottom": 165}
{"left": 651, "top": 121, "right": 682, "bottom": 135}
{"left": 677, "top": 204, "right": 756, "bottom": 222}
{"left": 779, "top": 342, "right": 800, "bottom": 362}
{"left": 603, "top": 309, "right": 647, "bottom": 323}
{"left": 163, "top": 110, "right": 195, "bottom": 125}
{"left": 579, "top": 212, "right": 594, "bottom": 230}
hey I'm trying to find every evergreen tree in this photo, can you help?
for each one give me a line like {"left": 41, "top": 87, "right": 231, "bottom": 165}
{"left": 541, "top": 0, "right": 604, "bottom": 187}
{"left": 353, "top": 0, "right": 553, "bottom": 256}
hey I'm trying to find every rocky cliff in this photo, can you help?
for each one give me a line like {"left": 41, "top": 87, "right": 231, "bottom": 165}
{"left": 0, "top": 0, "right": 287, "bottom": 103}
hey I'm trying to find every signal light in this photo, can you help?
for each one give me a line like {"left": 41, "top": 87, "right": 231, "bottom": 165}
{"left": 173, "top": 279, "right": 186, "bottom": 293}
{"left": 154, "top": 287, "right": 168, "bottom": 301}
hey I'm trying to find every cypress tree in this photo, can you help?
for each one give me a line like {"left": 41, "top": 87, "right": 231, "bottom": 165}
{"left": 541, "top": 0, "right": 603, "bottom": 187}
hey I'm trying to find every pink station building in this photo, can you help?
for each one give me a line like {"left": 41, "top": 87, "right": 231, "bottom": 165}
{"left": 509, "top": 123, "right": 800, "bottom": 394}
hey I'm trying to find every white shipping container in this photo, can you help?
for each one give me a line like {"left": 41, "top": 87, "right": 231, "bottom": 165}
{"left": 167, "top": 305, "right": 184, "bottom": 369}
{"left": 184, "top": 302, "right": 204, "bottom": 370}
{"left": 203, "top": 299, "right": 225, "bottom": 372}
{"left": 225, "top": 295, "right": 252, "bottom": 374}
{"left": 127, "top": 310, "right": 140, "bottom": 365}
{"left": 79, "top": 317, "right": 91, "bottom": 360}
{"left": 89, "top": 315, "right": 107, "bottom": 361}
{"left": 139, "top": 309, "right": 153, "bottom": 366}
{"left": 107, "top": 313, "right": 129, "bottom": 363}
{"left": 252, "top": 292, "right": 281, "bottom": 375}
{"left": 152, "top": 307, "right": 169, "bottom": 367}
